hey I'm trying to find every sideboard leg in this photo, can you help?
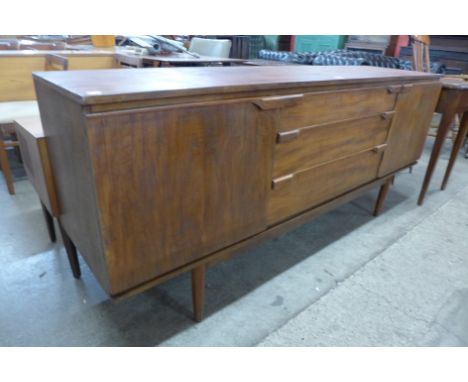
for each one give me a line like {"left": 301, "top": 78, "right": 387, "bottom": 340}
{"left": 58, "top": 220, "right": 81, "bottom": 279}
{"left": 373, "top": 177, "right": 393, "bottom": 217}
{"left": 40, "top": 202, "right": 56, "bottom": 243}
{"left": 191, "top": 265, "right": 206, "bottom": 322}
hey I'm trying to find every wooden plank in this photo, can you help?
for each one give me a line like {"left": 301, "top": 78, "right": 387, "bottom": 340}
{"left": 273, "top": 113, "right": 392, "bottom": 177}
{"left": 379, "top": 82, "right": 442, "bottom": 176}
{"left": 85, "top": 100, "right": 274, "bottom": 295}
{"left": 32, "top": 66, "right": 441, "bottom": 106}
{"left": 15, "top": 116, "right": 60, "bottom": 216}
{"left": 268, "top": 149, "right": 383, "bottom": 225}
{"left": 34, "top": 80, "right": 110, "bottom": 291}
{"left": 0, "top": 56, "right": 45, "bottom": 101}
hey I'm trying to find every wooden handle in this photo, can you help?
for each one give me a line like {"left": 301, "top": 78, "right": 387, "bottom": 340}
{"left": 272, "top": 174, "right": 294, "bottom": 190}
{"left": 253, "top": 94, "right": 304, "bottom": 110}
{"left": 45, "top": 54, "right": 69, "bottom": 71}
{"left": 387, "top": 85, "right": 401, "bottom": 94}
{"left": 277, "top": 129, "right": 300, "bottom": 143}
{"left": 400, "top": 84, "right": 413, "bottom": 93}
{"left": 372, "top": 143, "right": 388, "bottom": 153}
{"left": 380, "top": 111, "right": 395, "bottom": 120}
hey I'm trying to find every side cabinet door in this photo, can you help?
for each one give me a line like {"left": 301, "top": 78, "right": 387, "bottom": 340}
{"left": 86, "top": 101, "right": 274, "bottom": 295}
{"left": 378, "top": 82, "right": 442, "bottom": 177}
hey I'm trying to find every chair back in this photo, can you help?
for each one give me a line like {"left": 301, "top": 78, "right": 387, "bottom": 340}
{"left": 412, "top": 35, "right": 431, "bottom": 72}
{"left": 189, "top": 37, "right": 232, "bottom": 58}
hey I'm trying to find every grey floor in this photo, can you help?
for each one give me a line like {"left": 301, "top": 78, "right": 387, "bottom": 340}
{"left": 1, "top": 136, "right": 468, "bottom": 347}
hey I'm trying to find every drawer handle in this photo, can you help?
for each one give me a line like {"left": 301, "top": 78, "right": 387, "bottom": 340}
{"left": 372, "top": 143, "right": 388, "bottom": 153}
{"left": 400, "top": 84, "right": 413, "bottom": 93}
{"left": 272, "top": 174, "right": 294, "bottom": 190}
{"left": 380, "top": 111, "right": 395, "bottom": 120}
{"left": 277, "top": 129, "right": 300, "bottom": 143}
{"left": 387, "top": 85, "right": 401, "bottom": 94}
{"left": 253, "top": 94, "right": 304, "bottom": 110}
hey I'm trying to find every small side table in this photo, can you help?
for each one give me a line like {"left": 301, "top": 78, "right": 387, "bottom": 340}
{"left": 418, "top": 79, "right": 468, "bottom": 205}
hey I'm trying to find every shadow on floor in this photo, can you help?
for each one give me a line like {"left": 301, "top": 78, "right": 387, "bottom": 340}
{"left": 87, "top": 187, "right": 408, "bottom": 346}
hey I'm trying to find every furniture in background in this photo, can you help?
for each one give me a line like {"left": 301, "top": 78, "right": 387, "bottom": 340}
{"left": 0, "top": 51, "right": 122, "bottom": 102}
{"left": 141, "top": 54, "right": 245, "bottom": 67}
{"left": 15, "top": 116, "right": 59, "bottom": 243}
{"left": 412, "top": 35, "right": 431, "bottom": 72}
{"left": 386, "top": 36, "right": 410, "bottom": 57}
{"left": 418, "top": 78, "right": 468, "bottom": 205}
{"left": 189, "top": 37, "right": 232, "bottom": 58}
{"left": 293, "top": 35, "right": 345, "bottom": 52}
{"left": 345, "top": 35, "right": 391, "bottom": 54}
{"left": 400, "top": 35, "right": 468, "bottom": 75}
{"left": 34, "top": 66, "right": 441, "bottom": 321}
{"left": 0, "top": 101, "right": 39, "bottom": 194}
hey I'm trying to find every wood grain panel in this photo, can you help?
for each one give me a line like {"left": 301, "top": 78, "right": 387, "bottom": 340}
{"left": 268, "top": 150, "right": 383, "bottom": 225}
{"left": 34, "top": 80, "right": 110, "bottom": 291}
{"left": 67, "top": 56, "right": 119, "bottom": 70}
{"left": 15, "top": 117, "right": 60, "bottom": 216}
{"left": 0, "top": 56, "right": 45, "bottom": 101}
{"left": 276, "top": 86, "right": 398, "bottom": 131}
{"left": 274, "top": 113, "right": 392, "bottom": 177}
{"left": 32, "top": 66, "right": 439, "bottom": 106}
{"left": 86, "top": 101, "right": 274, "bottom": 295}
{"left": 378, "top": 82, "right": 442, "bottom": 176}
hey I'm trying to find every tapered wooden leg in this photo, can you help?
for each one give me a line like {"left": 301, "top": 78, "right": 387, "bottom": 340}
{"left": 191, "top": 265, "right": 206, "bottom": 322}
{"left": 40, "top": 202, "right": 56, "bottom": 242}
{"left": 418, "top": 110, "right": 457, "bottom": 206}
{"left": 58, "top": 220, "right": 81, "bottom": 279}
{"left": 441, "top": 113, "right": 468, "bottom": 191}
{"left": 0, "top": 140, "right": 15, "bottom": 195}
{"left": 373, "top": 177, "right": 393, "bottom": 217}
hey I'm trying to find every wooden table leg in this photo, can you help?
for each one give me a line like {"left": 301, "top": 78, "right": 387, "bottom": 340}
{"left": 58, "top": 220, "right": 81, "bottom": 279}
{"left": 441, "top": 112, "right": 468, "bottom": 190}
{"left": 418, "top": 110, "right": 457, "bottom": 206}
{"left": 0, "top": 137, "right": 15, "bottom": 195}
{"left": 40, "top": 201, "right": 56, "bottom": 242}
{"left": 191, "top": 265, "right": 206, "bottom": 322}
{"left": 373, "top": 176, "right": 393, "bottom": 217}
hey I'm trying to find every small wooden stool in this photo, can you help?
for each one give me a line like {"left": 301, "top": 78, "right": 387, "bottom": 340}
{"left": 14, "top": 115, "right": 60, "bottom": 243}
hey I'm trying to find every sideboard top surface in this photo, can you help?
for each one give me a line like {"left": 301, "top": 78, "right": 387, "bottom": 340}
{"left": 33, "top": 65, "right": 440, "bottom": 106}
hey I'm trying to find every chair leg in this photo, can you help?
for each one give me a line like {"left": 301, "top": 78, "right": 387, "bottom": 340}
{"left": 441, "top": 113, "right": 468, "bottom": 190}
{"left": 0, "top": 140, "right": 15, "bottom": 195}
{"left": 40, "top": 201, "right": 56, "bottom": 242}
{"left": 58, "top": 220, "right": 81, "bottom": 279}
{"left": 374, "top": 177, "right": 393, "bottom": 217}
{"left": 191, "top": 265, "right": 206, "bottom": 322}
{"left": 418, "top": 109, "right": 456, "bottom": 206}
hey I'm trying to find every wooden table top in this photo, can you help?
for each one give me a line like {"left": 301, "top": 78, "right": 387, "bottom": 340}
{"left": 14, "top": 115, "right": 44, "bottom": 139}
{"left": 441, "top": 78, "right": 468, "bottom": 90}
{"left": 0, "top": 49, "right": 117, "bottom": 58}
{"left": 142, "top": 53, "right": 246, "bottom": 64}
{"left": 33, "top": 65, "right": 441, "bottom": 106}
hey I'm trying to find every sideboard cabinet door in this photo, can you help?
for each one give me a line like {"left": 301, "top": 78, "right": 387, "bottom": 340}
{"left": 86, "top": 101, "right": 274, "bottom": 295}
{"left": 378, "top": 82, "right": 442, "bottom": 176}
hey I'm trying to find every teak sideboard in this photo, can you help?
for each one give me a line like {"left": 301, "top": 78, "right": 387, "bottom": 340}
{"left": 33, "top": 66, "right": 441, "bottom": 321}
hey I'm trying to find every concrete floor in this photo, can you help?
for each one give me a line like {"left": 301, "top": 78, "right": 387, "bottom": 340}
{"left": 1, "top": 136, "right": 468, "bottom": 346}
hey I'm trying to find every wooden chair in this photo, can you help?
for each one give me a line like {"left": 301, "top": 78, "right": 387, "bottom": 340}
{"left": 411, "top": 35, "right": 431, "bottom": 72}
{"left": 412, "top": 36, "right": 461, "bottom": 144}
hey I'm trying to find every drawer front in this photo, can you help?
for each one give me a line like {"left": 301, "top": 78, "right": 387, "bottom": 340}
{"left": 268, "top": 149, "right": 383, "bottom": 225}
{"left": 274, "top": 112, "right": 393, "bottom": 177}
{"left": 275, "top": 86, "right": 398, "bottom": 132}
